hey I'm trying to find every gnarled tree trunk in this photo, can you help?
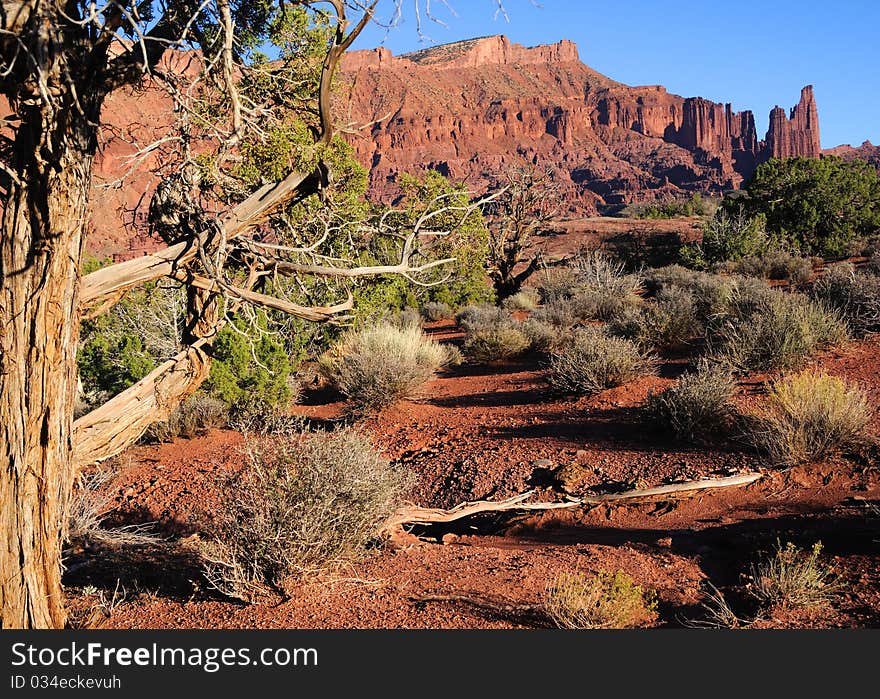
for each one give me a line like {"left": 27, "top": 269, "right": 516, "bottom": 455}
{"left": 0, "top": 78, "right": 98, "bottom": 627}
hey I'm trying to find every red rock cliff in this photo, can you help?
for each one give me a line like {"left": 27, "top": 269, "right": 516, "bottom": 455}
{"left": 337, "top": 36, "right": 823, "bottom": 212}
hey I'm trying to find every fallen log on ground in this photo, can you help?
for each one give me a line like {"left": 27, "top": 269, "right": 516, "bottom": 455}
{"left": 383, "top": 472, "right": 763, "bottom": 532}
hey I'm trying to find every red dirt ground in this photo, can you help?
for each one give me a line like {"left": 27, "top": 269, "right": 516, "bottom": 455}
{"left": 65, "top": 327, "right": 880, "bottom": 630}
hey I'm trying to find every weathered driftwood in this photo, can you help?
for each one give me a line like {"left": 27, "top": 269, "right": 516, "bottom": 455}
{"left": 383, "top": 473, "right": 762, "bottom": 531}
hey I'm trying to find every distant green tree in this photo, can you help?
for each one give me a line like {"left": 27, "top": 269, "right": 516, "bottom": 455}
{"left": 725, "top": 157, "right": 880, "bottom": 257}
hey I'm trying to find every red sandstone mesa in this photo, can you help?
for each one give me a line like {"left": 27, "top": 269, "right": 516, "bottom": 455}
{"left": 338, "top": 36, "right": 823, "bottom": 213}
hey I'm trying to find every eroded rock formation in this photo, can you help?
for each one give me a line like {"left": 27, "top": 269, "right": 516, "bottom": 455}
{"left": 338, "top": 35, "right": 824, "bottom": 213}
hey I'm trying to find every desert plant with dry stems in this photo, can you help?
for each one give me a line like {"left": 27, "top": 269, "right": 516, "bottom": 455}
{"left": 646, "top": 360, "right": 737, "bottom": 442}
{"left": 203, "top": 430, "right": 412, "bottom": 600}
{"left": 548, "top": 328, "right": 655, "bottom": 396}
{"left": 750, "top": 542, "right": 840, "bottom": 609}
{"left": 545, "top": 570, "right": 658, "bottom": 629}
{"left": 746, "top": 370, "right": 871, "bottom": 466}
{"left": 319, "top": 323, "right": 449, "bottom": 414}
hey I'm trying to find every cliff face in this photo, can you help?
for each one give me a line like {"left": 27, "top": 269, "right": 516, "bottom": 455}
{"left": 338, "top": 35, "right": 823, "bottom": 212}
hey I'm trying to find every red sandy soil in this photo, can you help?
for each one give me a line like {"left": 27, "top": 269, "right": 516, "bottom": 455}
{"left": 65, "top": 328, "right": 880, "bottom": 630}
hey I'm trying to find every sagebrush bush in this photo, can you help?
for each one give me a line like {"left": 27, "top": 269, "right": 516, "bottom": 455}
{"left": 736, "top": 251, "right": 813, "bottom": 284}
{"left": 545, "top": 570, "right": 658, "bottom": 629}
{"left": 813, "top": 263, "right": 880, "bottom": 336}
{"left": 203, "top": 430, "right": 412, "bottom": 599}
{"left": 421, "top": 301, "right": 454, "bottom": 322}
{"left": 548, "top": 328, "right": 655, "bottom": 396}
{"left": 502, "top": 288, "right": 540, "bottom": 311}
{"left": 463, "top": 322, "right": 531, "bottom": 361}
{"left": 716, "top": 288, "right": 847, "bottom": 371}
{"left": 536, "top": 266, "right": 581, "bottom": 303}
{"left": 530, "top": 297, "right": 580, "bottom": 329}
{"left": 147, "top": 392, "right": 229, "bottom": 442}
{"left": 613, "top": 287, "right": 701, "bottom": 348}
{"left": 747, "top": 370, "right": 871, "bottom": 466}
{"left": 646, "top": 361, "right": 737, "bottom": 442}
{"left": 319, "top": 323, "right": 448, "bottom": 414}
{"left": 522, "top": 318, "right": 562, "bottom": 353}
{"left": 750, "top": 542, "right": 839, "bottom": 608}
{"left": 455, "top": 304, "right": 506, "bottom": 332}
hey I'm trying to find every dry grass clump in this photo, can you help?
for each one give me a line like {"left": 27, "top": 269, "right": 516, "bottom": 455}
{"left": 67, "top": 466, "right": 157, "bottom": 549}
{"left": 611, "top": 287, "right": 702, "bottom": 348}
{"left": 736, "top": 251, "right": 814, "bottom": 284}
{"left": 646, "top": 360, "right": 737, "bottom": 442}
{"left": 463, "top": 322, "right": 532, "bottom": 361}
{"left": 545, "top": 570, "right": 658, "bottom": 629}
{"left": 813, "top": 263, "right": 880, "bottom": 336}
{"left": 421, "top": 301, "right": 454, "bottom": 322}
{"left": 548, "top": 327, "right": 655, "bottom": 396}
{"left": 502, "top": 288, "right": 540, "bottom": 311}
{"left": 750, "top": 542, "right": 840, "bottom": 609}
{"left": 319, "top": 323, "right": 448, "bottom": 414}
{"left": 203, "top": 430, "right": 412, "bottom": 600}
{"left": 147, "top": 392, "right": 229, "bottom": 442}
{"left": 716, "top": 287, "right": 847, "bottom": 371}
{"left": 747, "top": 370, "right": 871, "bottom": 466}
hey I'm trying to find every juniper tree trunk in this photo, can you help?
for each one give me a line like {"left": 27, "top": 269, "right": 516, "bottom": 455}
{"left": 0, "top": 127, "right": 95, "bottom": 628}
{"left": 0, "top": 3, "right": 102, "bottom": 625}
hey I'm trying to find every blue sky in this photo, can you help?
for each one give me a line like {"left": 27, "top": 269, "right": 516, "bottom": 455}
{"left": 352, "top": 0, "right": 878, "bottom": 148}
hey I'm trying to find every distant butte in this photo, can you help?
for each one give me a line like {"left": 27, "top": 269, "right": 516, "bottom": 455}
{"left": 337, "top": 35, "right": 823, "bottom": 214}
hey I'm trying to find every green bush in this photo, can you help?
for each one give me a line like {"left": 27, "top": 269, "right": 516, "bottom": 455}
{"left": 624, "top": 193, "right": 717, "bottom": 220}
{"left": 813, "top": 263, "right": 880, "bottom": 336}
{"left": 725, "top": 156, "right": 880, "bottom": 257}
{"left": 207, "top": 315, "right": 293, "bottom": 412}
{"left": 545, "top": 570, "right": 658, "bottom": 629}
{"left": 319, "top": 323, "right": 448, "bottom": 414}
{"left": 680, "top": 211, "right": 771, "bottom": 269}
{"left": 646, "top": 361, "right": 737, "bottom": 442}
{"left": 548, "top": 328, "right": 655, "bottom": 396}
{"left": 746, "top": 370, "right": 870, "bottom": 466}
{"left": 203, "top": 430, "right": 412, "bottom": 598}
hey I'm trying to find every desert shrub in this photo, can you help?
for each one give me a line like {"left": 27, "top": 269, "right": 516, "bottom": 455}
{"left": 421, "top": 301, "right": 454, "bottom": 322}
{"left": 203, "top": 430, "right": 412, "bottom": 598}
{"left": 750, "top": 542, "right": 840, "bottom": 608}
{"left": 680, "top": 211, "right": 771, "bottom": 269}
{"left": 502, "top": 288, "right": 540, "bottom": 312}
{"left": 536, "top": 266, "right": 581, "bottom": 303}
{"left": 545, "top": 570, "right": 658, "bottom": 629}
{"left": 736, "top": 251, "right": 814, "bottom": 284}
{"left": 67, "top": 466, "right": 156, "bottom": 548}
{"left": 455, "top": 304, "right": 506, "bottom": 332}
{"left": 319, "top": 323, "right": 448, "bottom": 414}
{"left": 642, "top": 264, "right": 701, "bottom": 294}
{"left": 813, "top": 263, "right": 880, "bottom": 335}
{"left": 463, "top": 322, "right": 531, "bottom": 361}
{"left": 746, "top": 370, "right": 870, "bottom": 466}
{"left": 646, "top": 361, "right": 737, "bottom": 442}
{"left": 147, "top": 392, "right": 230, "bottom": 442}
{"left": 530, "top": 298, "right": 581, "bottom": 328}
{"left": 548, "top": 327, "right": 655, "bottom": 396}
{"left": 715, "top": 288, "right": 847, "bottom": 371}
{"left": 522, "top": 318, "right": 562, "bottom": 353}
{"left": 610, "top": 287, "right": 702, "bottom": 348}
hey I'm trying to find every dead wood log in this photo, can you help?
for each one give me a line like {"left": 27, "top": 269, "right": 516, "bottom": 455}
{"left": 72, "top": 341, "right": 212, "bottom": 468}
{"left": 383, "top": 473, "right": 762, "bottom": 532}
